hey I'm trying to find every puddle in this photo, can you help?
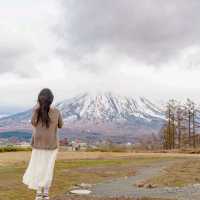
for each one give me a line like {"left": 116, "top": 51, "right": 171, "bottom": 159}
{"left": 70, "top": 189, "right": 92, "bottom": 195}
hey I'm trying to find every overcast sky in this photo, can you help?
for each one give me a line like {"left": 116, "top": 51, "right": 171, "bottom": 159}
{"left": 1, "top": 0, "right": 200, "bottom": 112}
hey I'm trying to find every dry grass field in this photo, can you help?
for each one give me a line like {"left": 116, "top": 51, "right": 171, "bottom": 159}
{"left": 1, "top": 150, "right": 198, "bottom": 166}
{"left": 0, "top": 150, "right": 199, "bottom": 200}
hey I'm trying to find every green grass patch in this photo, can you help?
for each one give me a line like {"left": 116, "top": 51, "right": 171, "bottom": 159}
{"left": 0, "top": 145, "right": 32, "bottom": 153}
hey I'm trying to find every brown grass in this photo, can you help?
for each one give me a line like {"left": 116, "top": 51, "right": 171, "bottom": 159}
{"left": 1, "top": 150, "right": 199, "bottom": 166}
{"left": 0, "top": 150, "right": 181, "bottom": 200}
{"left": 145, "top": 158, "right": 200, "bottom": 187}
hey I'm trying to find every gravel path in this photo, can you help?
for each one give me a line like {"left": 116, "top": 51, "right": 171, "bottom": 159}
{"left": 89, "top": 160, "right": 200, "bottom": 200}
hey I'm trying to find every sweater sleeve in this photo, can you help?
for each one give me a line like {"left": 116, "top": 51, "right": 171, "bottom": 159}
{"left": 58, "top": 111, "right": 63, "bottom": 128}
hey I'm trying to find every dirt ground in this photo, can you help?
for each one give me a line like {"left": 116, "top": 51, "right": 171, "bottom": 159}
{"left": 53, "top": 194, "right": 173, "bottom": 200}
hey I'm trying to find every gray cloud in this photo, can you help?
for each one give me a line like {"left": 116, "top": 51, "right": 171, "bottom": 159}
{"left": 0, "top": 47, "right": 24, "bottom": 73}
{"left": 0, "top": 0, "right": 60, "bottom": 77}
{"left": 2, "top": 0, "right": 200, "bottom": 110}
{"left": 2, "top": 0, "right": 200, "bottom": 77}
{"left": 58, "top": 0, "right": 200, "bottom": 66}
{"left": 0, "top": 45, "right": 35, "bottom": 76}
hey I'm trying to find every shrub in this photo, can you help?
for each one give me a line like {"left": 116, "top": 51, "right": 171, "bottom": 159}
{"left": 0, "top": 145, "right": 32, "bottom": 153}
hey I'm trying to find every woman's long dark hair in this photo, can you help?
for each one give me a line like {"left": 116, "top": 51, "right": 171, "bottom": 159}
{"left": 36, "top": 88, "right": 54, "bottom": 128}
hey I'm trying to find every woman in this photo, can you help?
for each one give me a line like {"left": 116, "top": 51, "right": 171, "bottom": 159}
{"left": 23, "top": 88, "right": 63, "bottom": 200}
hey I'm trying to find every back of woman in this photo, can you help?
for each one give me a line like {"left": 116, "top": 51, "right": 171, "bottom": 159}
{"left": 31, "top": 106, "right": 63, "bottom": 150}
{"left": 22, "top": 88, "right": 63, "bottom": 200}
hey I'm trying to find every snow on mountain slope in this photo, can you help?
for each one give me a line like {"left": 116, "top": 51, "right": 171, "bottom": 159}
{"left": 56, "top": 92, "right": 165, "bottom": 123}
{"left": 0, "top": 114, "right": 9, "bottom": 119}
{"left": 0, "top": 92, "right": 165, "bottom": 135}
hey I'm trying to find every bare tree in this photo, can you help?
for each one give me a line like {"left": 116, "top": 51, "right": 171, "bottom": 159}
{"left": 162, "top": 98, "right": 200, "bottom": 149}
{"left": 163, "top": 99, "right": 177, "bottom": 149}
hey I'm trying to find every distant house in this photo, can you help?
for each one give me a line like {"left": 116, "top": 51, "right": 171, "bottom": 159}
{"left": 125, "top": 142, "right": 132, "bottom": 146}
{"left": 71, "top": 139, "right": 88, "bottom": 151}
{"left": 16, "top": 141, "right": 31, "bottom": 147}
{"left": 59, "top": 138, "right": 69, "bottom": 146}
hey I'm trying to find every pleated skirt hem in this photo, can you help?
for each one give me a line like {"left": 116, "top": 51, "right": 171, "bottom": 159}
{"left": 22, "top": 148, "right": 58, "bottom": 190}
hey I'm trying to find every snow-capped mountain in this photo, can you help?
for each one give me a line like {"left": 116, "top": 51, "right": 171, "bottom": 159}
{"left": 56, "top": 92, "right": 165, "bottom": 122}
{"left": 0, "top": 92, "right": 165, "bottom": 137}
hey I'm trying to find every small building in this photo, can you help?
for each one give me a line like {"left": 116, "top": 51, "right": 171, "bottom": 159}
{"left": 59, "top": 138, "right": 69, "bottom": 146}
{"left": 71, "top": 139, "right": 88, "bottom": 151}
{"left": 16, "top": 141, "right": 31, "bottom": 147}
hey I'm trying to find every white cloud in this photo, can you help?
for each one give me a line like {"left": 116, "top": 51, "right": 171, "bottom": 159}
{"left": 1, "top": 0, "right": 200, "bottom": 111}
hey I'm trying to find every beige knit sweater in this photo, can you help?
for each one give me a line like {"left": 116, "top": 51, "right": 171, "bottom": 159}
{"left": 30, "top": 105, "right": 63, "bottom": 150}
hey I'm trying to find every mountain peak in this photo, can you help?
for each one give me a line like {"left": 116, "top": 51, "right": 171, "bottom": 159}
{"left": 0, "top": 92, "right": 165, "bottom": 136}
{"left": 55, "top": 92, "right": 164, "bottom": 123}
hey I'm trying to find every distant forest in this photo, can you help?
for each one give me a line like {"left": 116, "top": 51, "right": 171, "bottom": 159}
{"left": 0, "top": 131, "right": 31, "bottom": 141}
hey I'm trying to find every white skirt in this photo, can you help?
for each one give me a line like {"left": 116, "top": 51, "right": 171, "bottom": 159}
{"left": 22, "top": 148, "right": 58, "bottom": 190}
